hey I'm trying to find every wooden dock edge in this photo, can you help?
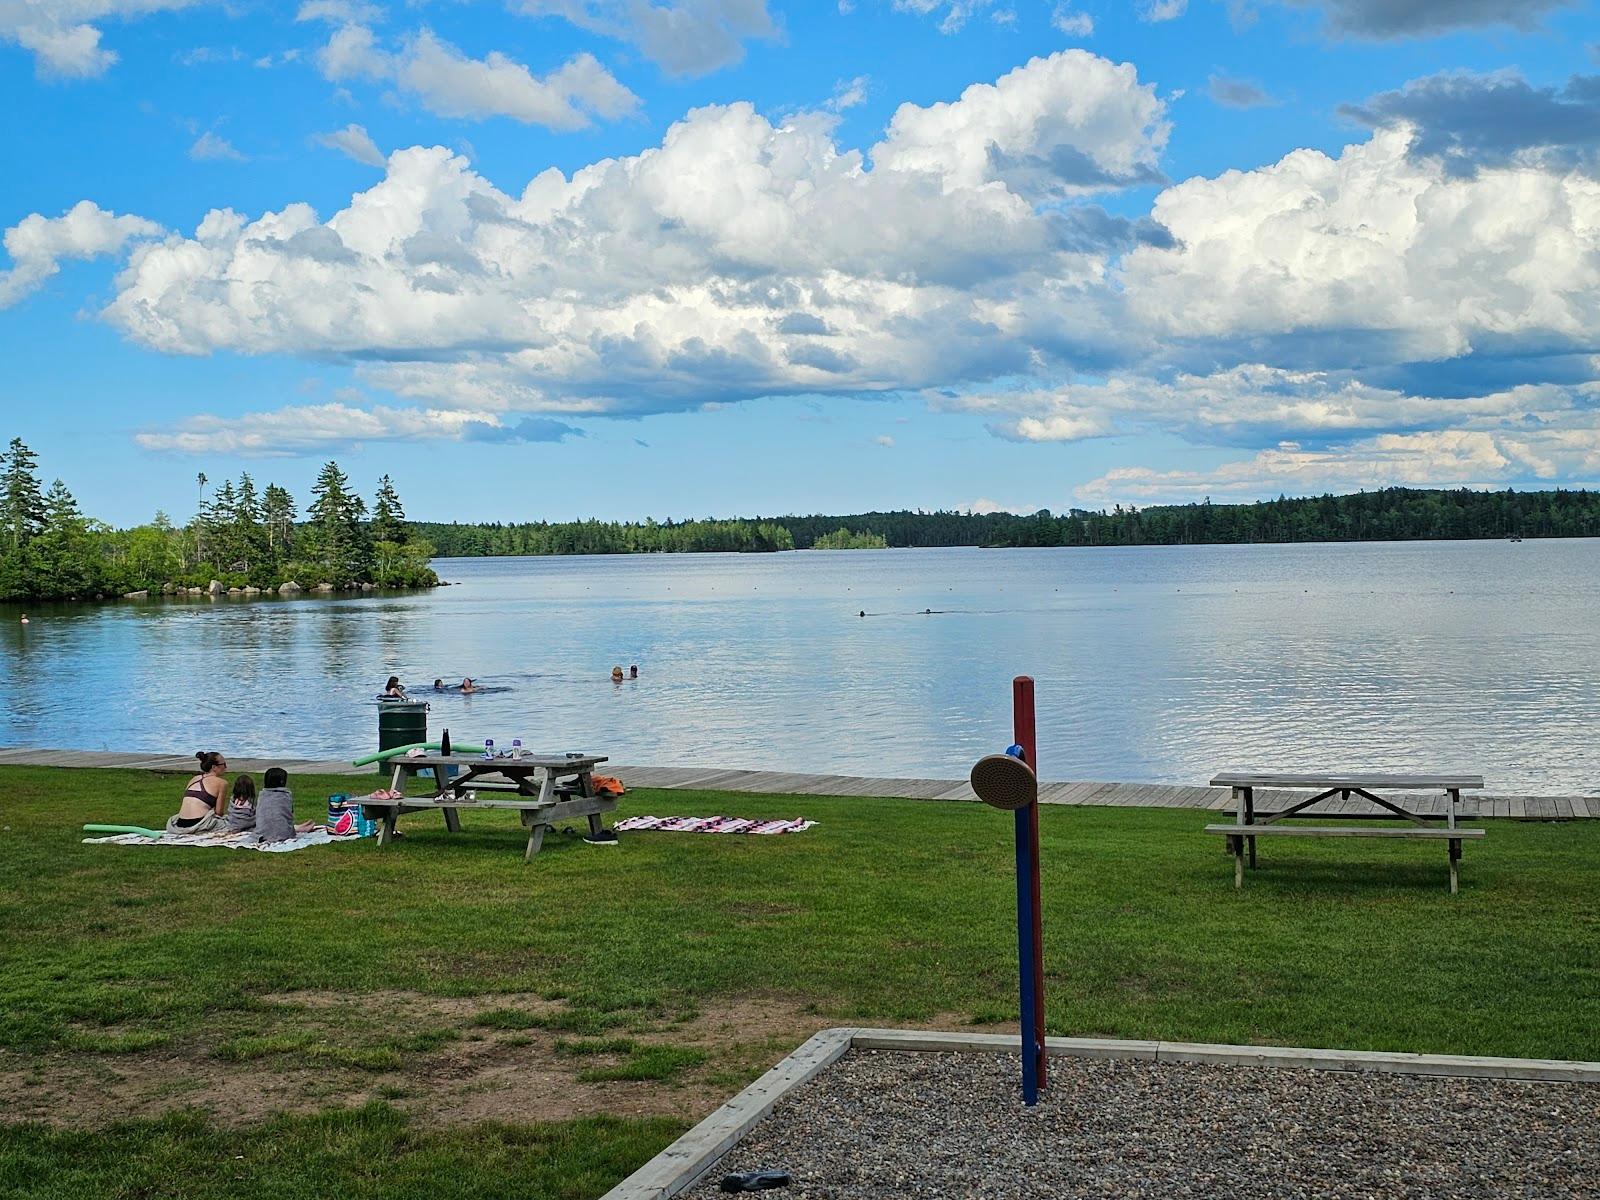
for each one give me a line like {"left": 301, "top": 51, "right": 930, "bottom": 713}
{"left": 0, "top": 748, "right": 1591, "bottom": 818}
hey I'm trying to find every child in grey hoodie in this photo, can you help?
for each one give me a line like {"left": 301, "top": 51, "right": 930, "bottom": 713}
{"left": 256, "top": 767, "right": 319, "bottom": 843}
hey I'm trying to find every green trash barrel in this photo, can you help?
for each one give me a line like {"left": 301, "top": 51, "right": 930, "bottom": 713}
{"left": 376, "top": 700, "right": 428, "bottom": 773}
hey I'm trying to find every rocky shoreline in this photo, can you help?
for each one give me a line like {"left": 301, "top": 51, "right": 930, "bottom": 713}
{"left": 109, "top": 578, "right": 449, "bottom": 601}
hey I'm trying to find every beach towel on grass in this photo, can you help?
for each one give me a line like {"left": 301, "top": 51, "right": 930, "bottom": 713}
{"left": 613, "top": 815, "right": 816, "bottom": 835}
{"left": 83, "top": 829, "right": 338, "bottom": 853}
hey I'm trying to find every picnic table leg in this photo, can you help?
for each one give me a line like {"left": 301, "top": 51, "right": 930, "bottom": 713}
{"left": 378, "top": 809, "right": 397, "bottom": 846}
{"left": 390, "top": 761, "right": 404, "bottom": 796}
{"left": 1447, "top": 788, "right": 1459, "bottom": 831}
{"left": 443, "top": 807, "right": 461, "bottom": 834}
{"left": 586, "top": 812, "right": 604, "bottom": 838}
{"left": 1244, "top": 786, "right": 1257, "bottom": 869}
{"left": 1449, "top": 837, "right": 1461, "bottom": 895}
{"left": 1230, "top": 835, "right": 1244, "bottom": 889}
{"left": 525, "top": 822, "right": 547, "bottom": 863}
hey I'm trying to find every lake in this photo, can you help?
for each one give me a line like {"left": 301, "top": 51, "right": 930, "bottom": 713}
{"left": 1, "top": 541, "right": 1596, "bottom": 794}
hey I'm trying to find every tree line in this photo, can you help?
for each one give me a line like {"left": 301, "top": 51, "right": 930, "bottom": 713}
{"left": 411, "top": 517, "right": 796, "bottom": 556}
{"left": 418, "top": 487, "right": 1600, "bottom": 559}
{"left": 0, "top": 438, "right": 437, "bottom": 603}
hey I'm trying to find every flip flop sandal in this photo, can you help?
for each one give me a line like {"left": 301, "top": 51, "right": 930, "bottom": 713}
{"left": 719, "top": 1170, "right": 791, "bottom": 1192}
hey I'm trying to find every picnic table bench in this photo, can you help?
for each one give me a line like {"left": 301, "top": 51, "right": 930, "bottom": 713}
{"left": 1204, "top": 771, "right": 1486, "bottom": 894}
{"left": 360, "top": 753, "right": 616, "bottom": 862}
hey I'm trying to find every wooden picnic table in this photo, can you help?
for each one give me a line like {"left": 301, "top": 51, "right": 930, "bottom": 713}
{"left": 1204, "top": 771, "right": 1486, "bottom": 893}
{"left": 360, "top": 753, "right": 616, "bottom": 862}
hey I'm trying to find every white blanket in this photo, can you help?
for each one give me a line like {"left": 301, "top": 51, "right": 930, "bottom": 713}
{"left": 82, "top": 828, "right": 339, "bottom": 852}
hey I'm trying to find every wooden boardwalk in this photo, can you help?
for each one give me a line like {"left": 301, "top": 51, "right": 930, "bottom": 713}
{"left": 1, "top": 747, "right": 1593, "bottom": 819}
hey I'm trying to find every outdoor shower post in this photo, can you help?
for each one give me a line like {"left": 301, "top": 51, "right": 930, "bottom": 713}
{"left": 969, "top": 679, "right": 1048, "bottom": 1106}
{"left": 1013, "top": 676, "right": 1046, "bottom": 1102}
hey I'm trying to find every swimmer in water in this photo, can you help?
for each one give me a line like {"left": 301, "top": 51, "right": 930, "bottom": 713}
{"left": 19, "top": 614, "right": 27, "bottom": 624}
{"left": 611, "top": 666, "right": 624, "bottom": 683}
{"left": 629, "top": 664, "right": 638, "bottom": 679}
{"left": 433, "top": 678, "right": 445, "bottom": 691}
{"left": 460, "top": 677, "right": 476, "bottom": 693}
{"left": 383, "top": 676, "right": 407, "bottom": 698}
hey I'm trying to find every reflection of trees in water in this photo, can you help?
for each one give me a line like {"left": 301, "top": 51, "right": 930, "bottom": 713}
{"left": 313, "top": 603, "right": 372, "bottom": 680}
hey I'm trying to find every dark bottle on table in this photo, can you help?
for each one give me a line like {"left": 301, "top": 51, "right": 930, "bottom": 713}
{"left": 440, "top": 728, "right": 451, "bottom": 756}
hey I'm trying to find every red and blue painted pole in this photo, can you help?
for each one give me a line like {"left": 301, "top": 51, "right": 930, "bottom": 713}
{"left": 1012, "top": 675, "right": 1047, "bottom": 1103}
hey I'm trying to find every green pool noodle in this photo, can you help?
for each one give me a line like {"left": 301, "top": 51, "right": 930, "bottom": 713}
{"left": 83, "top": 824, "right": 164, "bottom": 838}
{"left": 351, "top": 741, "right": 486, "bottom": 767}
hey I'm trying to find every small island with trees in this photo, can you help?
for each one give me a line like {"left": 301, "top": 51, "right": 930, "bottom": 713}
{"left": 0, "top": 438, "right": 437, "bottom": 603}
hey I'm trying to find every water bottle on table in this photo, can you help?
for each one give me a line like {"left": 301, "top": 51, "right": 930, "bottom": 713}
{"left": 483, "top": 738, "right": 495, "bottom": 759}
{"left": 512, "top": 738, "right": 523, "bottom": 759}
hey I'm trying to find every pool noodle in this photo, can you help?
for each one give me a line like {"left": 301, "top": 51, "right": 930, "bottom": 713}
{"left": 83, "top": 824, "right": 164, "bottom": 838}
{"left": 350, "top": 741, "right": 486, "bottom": 767}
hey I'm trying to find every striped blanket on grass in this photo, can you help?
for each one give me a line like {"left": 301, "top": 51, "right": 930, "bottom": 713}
{"left": 82, "top": 829, "right": 338, "bottom": 853}
{"left": 613, "top": 815, "right": 815, "bottom": 835}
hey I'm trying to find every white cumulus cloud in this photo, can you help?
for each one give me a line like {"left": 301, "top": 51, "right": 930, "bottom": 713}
{"left": 873, "top": 50, "right": 1169, "bottom": 197}
{"left": 134, "top": 402, "right": 582, "bottom": 455}
{"left": 313, "top": 123, "right": 386, "bottom": 167}
{"left": 515, "top": 0, "right": 779, "bottom": 77}
{"left": 1120, "top": 127, "right": 1600, "bottom": 365}
{"left": 189, "top": 131, "right": 244, "bottom": 161}
{"left": 1139, "top": 0, "right": 1187, "bottom": 21}
{"left": 314, "top": 23, "right": 639, "bottom": 129}
{"left": 91, "top": 52, "right": 1165, "bottom": 419}
{"left": 0, "top": 0, "right": 200, "bottom": 78}
{"left": 0, "top": 200, "right": 162, "bottom": 308}
{"left": 1051, "top": 4, "right": 1093, "bottom": 35}
{"left": 1076, "top": 419, "right": 1600, "bottom": 506}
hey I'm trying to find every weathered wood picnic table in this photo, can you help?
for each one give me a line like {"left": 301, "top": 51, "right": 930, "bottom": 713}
{"left": 1204, "top": 771, "right": 1486, "bottom": 893}
{"left": 360, "top": 753, "right": 616, "bottom": 862}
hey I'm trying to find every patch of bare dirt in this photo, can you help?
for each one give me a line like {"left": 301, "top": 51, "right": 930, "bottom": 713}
{"left": 0, "top": 992, "right": 1014, "bottom": 1131}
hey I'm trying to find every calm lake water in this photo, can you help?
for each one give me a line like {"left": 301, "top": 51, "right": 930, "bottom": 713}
{"left": 2, "top": 542, "right": 1597, "bottom": 793}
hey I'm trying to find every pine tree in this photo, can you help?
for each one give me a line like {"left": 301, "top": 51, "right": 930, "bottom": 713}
{"left": 207, "top": 479, "right": 238, "bottom": 570}
{"left": 371, "top": 474, "right": 406, "bottom": 546}
{"left": 306, "top": 461, "right": 370, "bottom": 581}
{"left": 1, "top": 437, "right": 47, "bottom": 552}
{"left": 232, "top": 472, "right": 266, "bottom": 571}
{"left": 262, "top": 484, "right": 296, "bottom": 563}
{"left": 31, "top": 479, "right": 94, "bottom": 596}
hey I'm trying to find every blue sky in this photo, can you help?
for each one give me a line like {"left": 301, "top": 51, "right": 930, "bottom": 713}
{"left": 2, "top": 0, "right": 1599, "bottom": 526}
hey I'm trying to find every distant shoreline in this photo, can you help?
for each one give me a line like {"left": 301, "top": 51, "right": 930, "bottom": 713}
{"left": 412, "top": 486, "right": 1599, "bottom": 558}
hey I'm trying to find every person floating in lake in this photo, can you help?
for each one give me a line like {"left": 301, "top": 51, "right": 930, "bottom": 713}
{"left": 383, "top": 676, "right": 407, "bottom": 698}
{"left": 19, "top": 614, "right": 27, "bottom": 624}
{"left": 166, "top": 750, "right": 230, "bottom": 835}
{"left": 433, "top": 678, "right": 445, "bottom": 691}
{"left": 629, "top": 664, "right": 638, "bottom": 679}
{"left": 611, "top": 666, "right": 624, "bottom": 683}
{"left": 460, "top": 677, "right": 476, "bottom": 694}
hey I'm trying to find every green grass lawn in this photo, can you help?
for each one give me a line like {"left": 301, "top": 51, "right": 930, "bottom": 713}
{"left": 1, "top": 763, "right": 1598, "bottom": 1196}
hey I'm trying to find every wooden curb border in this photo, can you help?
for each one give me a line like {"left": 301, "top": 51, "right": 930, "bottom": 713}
{"left": 601, "top": 1028, "right": 1600, "bottom": 1199}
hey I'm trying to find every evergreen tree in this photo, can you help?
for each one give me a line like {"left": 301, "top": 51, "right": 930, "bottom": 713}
{"left": 371, "top": 475, "right": 406, "bottom": 545}
{"left": 262, "top": 484, "right": 296, "bottom": 562}
{"left": 31, "top": 479, "right": 95, "bottom": 596}
{"left": 208, "top": 479, "right": 239, "bottom": 570}
{"left": 1, "top": 437, "right": 46, "bottom": 552}
{"left": 305, "top": 461, "right": 370, "bottom": 580}
{"left": 231, "top": 472, "right": 266, "bottom": 571}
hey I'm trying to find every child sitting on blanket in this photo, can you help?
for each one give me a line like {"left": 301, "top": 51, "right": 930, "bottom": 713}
{"left": 227, "top": 774, "right": 257, "bottom": 832}
{"left": 256, "top": 767, "right": 318, "bottom": 843}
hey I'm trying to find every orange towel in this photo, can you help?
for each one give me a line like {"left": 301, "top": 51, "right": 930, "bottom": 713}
{"left": 591, "top": 775, "right": 626, "bottom": 797}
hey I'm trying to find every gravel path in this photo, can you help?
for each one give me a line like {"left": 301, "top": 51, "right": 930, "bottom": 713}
{"left": 689, "top": 1051, "right": 1599, "bottom": 1199}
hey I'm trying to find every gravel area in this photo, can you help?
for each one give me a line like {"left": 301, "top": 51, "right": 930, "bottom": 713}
{"left": 688, "top": 1051, "right": 1599, "bottom": 1199}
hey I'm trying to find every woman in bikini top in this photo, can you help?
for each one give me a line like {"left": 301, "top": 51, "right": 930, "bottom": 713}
{"left": 173, "top": 750, "right": 229, "bottom": 829}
